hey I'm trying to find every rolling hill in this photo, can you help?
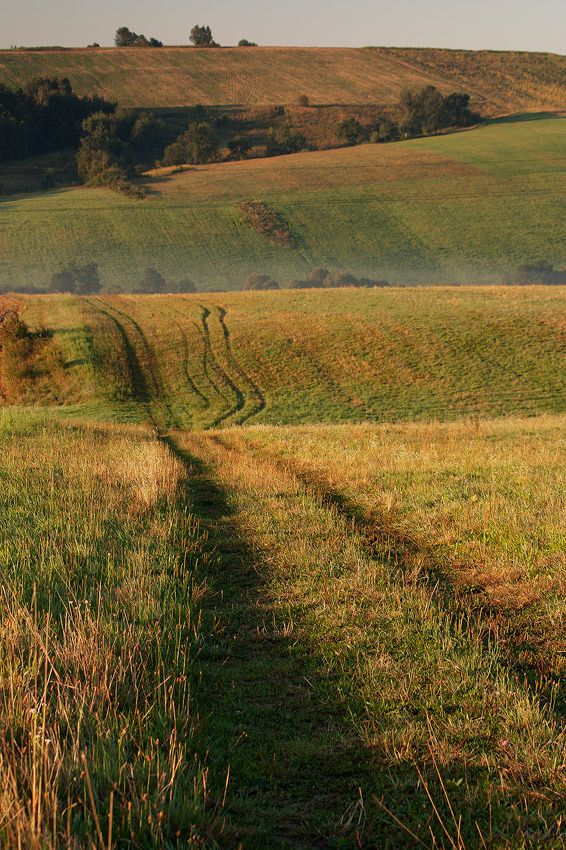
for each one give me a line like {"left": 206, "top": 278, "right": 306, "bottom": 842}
{"left": 4, "top": 286, "right": 566, "bottom": 428}
{"left": 1, "top": 116, "right": 564, "bottom": 289}
{"left": 0, "top": 46, "right": 564, "bottom": 111}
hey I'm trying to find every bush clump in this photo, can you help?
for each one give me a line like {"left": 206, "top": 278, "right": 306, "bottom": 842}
{"left": 290, "top": 268, "right": 389, "bottom": 289}
{"left": 242, "top": 274, "right": 280, "bottom": 291}
{"left": 239, "top": 201, "right": 294, "bottom": 247}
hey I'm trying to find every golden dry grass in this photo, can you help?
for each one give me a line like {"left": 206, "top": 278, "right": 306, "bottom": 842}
{"left": 0, "top": 47, "right": 564, "bottom": 111}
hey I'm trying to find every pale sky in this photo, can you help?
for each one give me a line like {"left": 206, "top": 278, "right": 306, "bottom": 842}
{"left": 1, "top": 0, "right": 565, "bottom": 53}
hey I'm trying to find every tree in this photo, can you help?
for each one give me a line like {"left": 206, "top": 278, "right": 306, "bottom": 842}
{"left": 399, "top": 86, "right": 478, "bottom": 137}
{"left": 48, "top": 264, "right": 102, "bottom": 293}
{"left": 269, "top": 125, "right": 306, "bottom": 154}
{"left": 162, "top": 122, "right": 217, "bottom": 166}
{"left": 137, "top": 268, "right": 165, "bottom": 293}
{"left": 130, "top": 112, "right": 168, "bottom": 162}
{"left": 296, "top": 94, "right": 310, "bottom": 107}
{"left": 190, "top": 25, "right": 219, "bottom": 47}
{"left": 228, "top": 136, "right": 251, "bottom": 160}
{"left": 72, "top": 263, "right": 102, "bottom": 294}
{"left": 49, "top": 268, "right": 76, "bottom": 293}
{"left": 115, "top": 27, "right": 162, "bottom": 47}
{"left": 238, "top": 39, "right": 257, "bottom": 47}
{"left": 242, "top": 274, "right": 280, "bottom": 291}
{"left": 76, "top": 111, "right": 134, "bottom": 182}
{"left": 172, "top": 277, "right": 197, "bottom": 293}
{"left": 338, "top": 118, "right": 368, "bottom": 146}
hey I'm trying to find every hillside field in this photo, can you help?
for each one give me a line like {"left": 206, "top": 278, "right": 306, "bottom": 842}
{"left": 3, "top": 286, "right": 565, "bottom": 427}
{"left": 1, "top": 46, "right": 565, "bottom": 111}
{"left": 1, "top": 283, "right": 565, "bottom": 847}
{"left": 1, "top": 116, "right": 564, "bottom": 290}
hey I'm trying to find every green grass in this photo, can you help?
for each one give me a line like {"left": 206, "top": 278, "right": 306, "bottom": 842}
{"left": 0, "top": 411, "right": 219, "bottom": 847}
{"left": 1, "top": 407, "right": 564, "bottom": 848}
{"left": 1, "top": 118, "right": 564, "bottom": 289}
{"left": 2, "top": 284, "right": 565, "bottom": 846}
{"left": 6, "top": 287, "right": 566, "bottom": 429}
{"left": 0, "top": 46, "right": 564, "bottom": 110}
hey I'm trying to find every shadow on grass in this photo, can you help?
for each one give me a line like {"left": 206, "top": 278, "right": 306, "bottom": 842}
{"left": 163, "top": 435, "right": 563, "bottom": 850}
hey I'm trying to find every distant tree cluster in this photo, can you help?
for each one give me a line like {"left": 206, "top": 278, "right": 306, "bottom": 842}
{"left": 190, "top": 26, "right": 220, "bottom": 47}
{"left": 269, "top": 124, "right": 307, "bottom": 155}
{"left": 242, "top": 274, "right": 280, "bottom": 291}
{"left": 162, "top": 122, "right": 218, "bottom": 166}
{"left": 115, "top": 27, "right": 163, "bottom": 47}
{"left": 134, "top": 268, "right": 198, "bottom": 293}
{"left": 399, "top": 86, "right": 479, "bottom": 136}
{"left": 76, "top": 110, "right": 168, "bottom": 189}
{"left": 336, "top": 86, "right": 479, "bottom": 149}
{"left": 238, "top": 39, "right": 257, "bottom": 47}
{"left": 503, "top": 261, "right": 566, "bottom": 285}
{"left": 0, "top": 77, "right": 114, "bottom": 162}
{"left": 49, "top": 264, "right": 102, "bottom": 294}
{"left": 290, "top": 269, "right": 389, "bottom": 289}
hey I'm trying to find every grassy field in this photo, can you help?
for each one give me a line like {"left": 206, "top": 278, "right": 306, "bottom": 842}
{"left": 1, "top": 407, "right": 563, "bottom": 848}
{"left": 0, "top": 46, "right": 564, "bottom": 111}
{"left": 1, "top": 116, "right": 564, "bottom": 289}
{"left": 3, "top": 287, "right": 565, "bottom": 428}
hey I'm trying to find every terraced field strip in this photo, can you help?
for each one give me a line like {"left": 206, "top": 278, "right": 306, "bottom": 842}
{"left": 170, "top": 425, "right": 565, "bottom": 849}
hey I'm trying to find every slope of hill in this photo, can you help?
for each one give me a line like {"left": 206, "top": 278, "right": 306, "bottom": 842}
{"left": 1, "top": 116, "right": 564, "bottom": 289}
{"left": 3, "top": 287, "right": 565, "bottom": 429}
{"left": 0, "top": 46, "right": 564, "bottom": 111}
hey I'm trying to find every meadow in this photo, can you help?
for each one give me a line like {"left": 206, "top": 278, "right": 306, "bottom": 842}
{"left": 1, "top": 46, "right": 564, "bottom": 111}
{"left": 3, "top": 287, "right": 565, "bottom": 428}
{"left": 0, "top": 405, "right": 563, "bottom": 848}
{"left": 1, "top": 116, "right": 565, "bottom": 289}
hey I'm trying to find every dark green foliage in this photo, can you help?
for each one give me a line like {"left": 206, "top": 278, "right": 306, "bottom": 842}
{"left": 162, "top": 122, "right": 218, "bottom": 166}
{"left": 49, "top": 264, "right": 102, "bottom": 294}
{"left": 76, "top": 111, "right": 135, "bottom": 182}
{"left": 269, "top": 125, "right": 307, "bottom": 154}
{"left": 114, "top": 27, "right": 162, "bottom": 48}
{"left": 129, "top": 112, "right": 168, "bottom": 163}
{"left": 0, "top": 77, "right": 114, "bottom": 162}
{"left": 238, "top": 39, "right": 257, "bottom": 47}
{"left": 136, "top": 267, "right": 165, "bottom": 293}
{"left": 370, "top": 119, "right": 400, "bottom": 143}
{"left": 290, "top": 268, "right": 389, "bottom": 288}
{"left": 228, "top": 136, "right": 251, "bottom": 160}
{"left": 242, "top": 273, "right": 280, "bottom": 291}
{"left": 338, "top": 118, "right": 369, "bottom": 145}
{"left": 190, "top": 25, "right": 219, "bottom": 48}
{"left": 504, "top": 260, "right": 566, "bottom": 285}
{"left": 171, "top": 277, "right": 198, "bottom": 293}
{"left": 400, "top": 85, "right": 479, "bottom": 136}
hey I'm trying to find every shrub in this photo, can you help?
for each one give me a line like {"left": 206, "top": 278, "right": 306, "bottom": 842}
{"left": 297, "top": 95, "right": 310, "bottom": 107}
{"left": 242, "top": 274, "right": 280, "bottom": 291}
{"left": 238, "top": 39, "right": 257, "bottom": 47}
{"left": 136, "top": 268, "right": 165, "bottom": 294}
{"left": 163, "top": 122, "right": 218, "bottom": 166}
{"left": 338, "top": 118, "right": 369, "bottom": 146}
{"left": 239, "top": 201, "right": 294, "bottom": 247}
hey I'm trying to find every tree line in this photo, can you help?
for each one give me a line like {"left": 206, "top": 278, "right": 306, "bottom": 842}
{"left": 0, "top": 77, "right": 113, "bottom": 161}
{"left": 113, "top": 25, "right": 256, "bottom": 49}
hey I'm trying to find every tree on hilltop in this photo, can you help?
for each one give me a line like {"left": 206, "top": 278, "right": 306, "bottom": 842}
{"left": 190, "top": 25, "right": 219, "bottom": 47}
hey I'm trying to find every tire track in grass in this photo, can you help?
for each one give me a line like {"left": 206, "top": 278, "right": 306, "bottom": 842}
{"left": 239, "top": 437, "right": 566, "bottom": 719}
{"left": 89, "top": 298, "right": 180, "bottom": 430}
{"left": 216, "top": 305, "right": 267, "bottom": 423}
{"left": 197, "top": 303, "right": 248, "bottom": 429}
